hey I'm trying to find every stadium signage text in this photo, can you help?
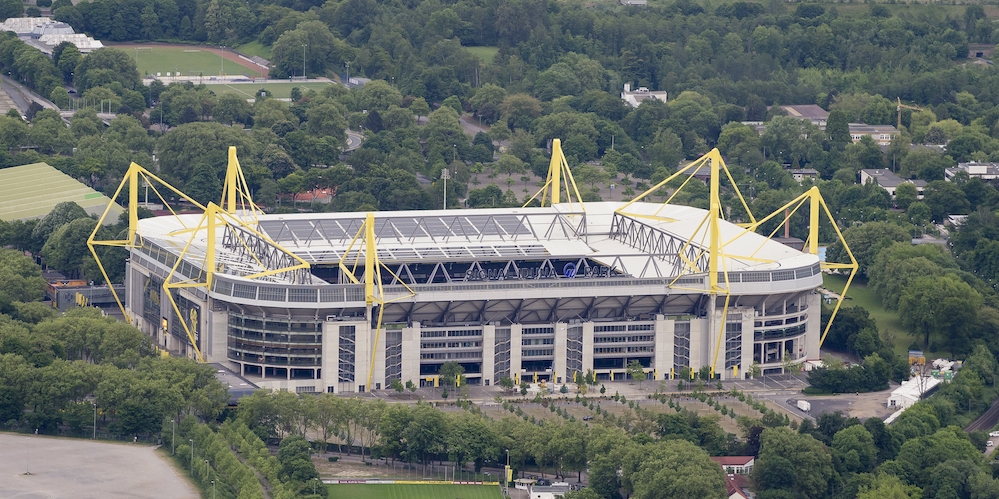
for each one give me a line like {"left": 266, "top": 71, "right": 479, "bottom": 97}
{"left": 462, "top": 264, "right": 612, "bottom": 281}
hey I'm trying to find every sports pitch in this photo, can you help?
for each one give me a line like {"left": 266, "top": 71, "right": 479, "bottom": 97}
{"left": 201, "top": 82, "right": 333, "bottom": 99}
{"left": 327, "top": 484, "right": 503, "bottom": 499}
{"left": 116, "top": 45, "right": 268, "bottom": 78}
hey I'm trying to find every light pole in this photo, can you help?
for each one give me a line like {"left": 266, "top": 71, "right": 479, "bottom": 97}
{"left": 171, "top": 419, "right": 175, "bottom": 454}
{"left": 441, "top": 168, "right": 450, "bottom": 210}
{"left": 312, "top": 477, "right": 318, "bottom": 495}
{"left": 211, "top": 480, "right": 216, "bottom": 499}
{"left": 219, "top": 46, "right": 225, "bottom": 77}
{"left": 205, "top": 459, "right": 210, "bottom": 477}
{"left": 189, "top": 439, "right": 194, "bottom": 474}
{"left": 302, "top": 44, "right": 307, "bottom": 80}
{"left": 345, "top": 61, "right": 350, "bottom": 85}
{"left": 92, "top": 402, "right": 97, "bottom": 439}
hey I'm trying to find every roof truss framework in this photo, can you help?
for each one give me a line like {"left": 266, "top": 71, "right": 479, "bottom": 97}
{"left": 221, "top": 225, "right": 314, "bottom": 284}
{"left": 609, "top": 212, "right": 710, "bottom": 276}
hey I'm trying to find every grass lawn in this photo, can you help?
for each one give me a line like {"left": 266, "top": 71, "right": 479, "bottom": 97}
{"left": 327, "top": 484, "right": 502, "bottom": 499}
{"left": 233, "top": 40, "right": 273, "bottom": 60}
{"left": 201, "top": 82, "right": 333, "bottom": 99}
{"left": 131, "top": 47, "right": 266, "bottom": 78}
{"left": 464, "top": 46, "right": 499, "bottom": 64}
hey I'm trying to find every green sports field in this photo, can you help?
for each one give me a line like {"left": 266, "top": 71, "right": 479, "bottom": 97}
{"left": 124, "top": 46, "right": 268, "bottom": 78}
{"left": 201, "top": 82, "right": 333, "bottom": 99}
{"left": 327, "top": 484, "right": 503, "bottom": 499}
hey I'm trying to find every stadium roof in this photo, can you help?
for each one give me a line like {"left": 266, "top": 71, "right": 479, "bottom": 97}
{"left": 137, "top": 201, "right": 819, "bottom": 283}
{"left": 0, "top": 162, "right": 124, "bottom": 222}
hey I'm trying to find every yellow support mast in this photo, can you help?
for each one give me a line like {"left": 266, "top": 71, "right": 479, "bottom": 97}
{"left": 337, "top": 213, "right": 416, "bottom": 390}
{"left": 523, "top": 138, "right": 586, "bottom": 211}
{"left": 88, "top": 162, "right": 208, "bottom": 323}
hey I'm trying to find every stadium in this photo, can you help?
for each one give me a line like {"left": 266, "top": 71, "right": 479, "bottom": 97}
{"left": 91, "top": 142, "right": 855, "bottom": 393}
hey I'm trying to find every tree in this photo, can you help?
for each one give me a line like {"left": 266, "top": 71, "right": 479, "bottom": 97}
{"left": 856, "top": 473, "right": 922, "bottom": 499}
{"left": 277, "top": 435, "right": 319, "bottom": 482}
{"left": 270, "top": 21, "right": 351, "bottom": 79}
{"left": 894, "top": 182, "right": 918, "bottom": 210}
{"left": 0, "top": 249, "right": 48, "bottom": 309}
{"left": 0, "top": 0, "right": 23, "bottom": 21}
{"left": 40, "top": 217, "right": 99, "bottom": 279}
{"left": 627, "top": 360, "right": 647, "bottom": 389}
{"left": 214, "top": 93, "right": 252, "bottom": 126}
{"left": 826, "top": 109, "right": 851, "bottom": 146}
{"left": 500, "top": 93, "right": 542, "bottom": 130}
{"left": 825, "top": 221, "right": 910, "bottom": 276}
{"left": 157, "top": 122, "right": 259, "bottom": 185}
{"left": 898, "top": 274, "right": 982, "bottom": 353}
{"left": 438, "top": 361, "right": 464, "bottom": 391}
{"left": 390, "top": 378, "right": 405, "bottom": 393}
{"left": 625, "top": 439, "right": 727, "bottom": 499}
{"left": 753, "top": 427, "right": 835, "bottom": 498}
{"left": 74, "top": 48, "right": 141, "bottom": 93}
{"left": 31, "top": 201, "right": 89, "bottom": 249}
{"left": 831, "top": 425, "right": 877, "bottom": 475}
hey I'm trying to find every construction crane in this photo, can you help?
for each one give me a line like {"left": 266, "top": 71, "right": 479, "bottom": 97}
{"left": 897, "top": 97, "right": 922, "bottom": 130}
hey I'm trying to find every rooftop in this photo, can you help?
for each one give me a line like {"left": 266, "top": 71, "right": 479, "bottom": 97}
{"left": 711, "top": 456, "right": 755, "bottom": 466}
{"left": 860, "top": 169, "right": 927, "bottom": 188}
{"left": 0, "top": 162, "right": 124, "bottom": 222}
{"left": 780, "top": 104, "right": 829, "bottom": 122}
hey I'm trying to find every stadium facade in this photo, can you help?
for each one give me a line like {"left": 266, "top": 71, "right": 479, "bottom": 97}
{"left": 95, "top": 145, "right": 853, "bottom": 393}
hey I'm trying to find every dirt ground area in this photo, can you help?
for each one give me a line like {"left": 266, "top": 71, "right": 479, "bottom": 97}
{"left": 792, "top": 390, "right": 897, "bottom": 421}
{"left": 0, "top": 433, "right": 198, "bottom": 499}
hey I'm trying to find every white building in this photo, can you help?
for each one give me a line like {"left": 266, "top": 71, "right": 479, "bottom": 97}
{"left": 621, "top": 83, "right": 667, "bottom": 108}
{"left": 945, "top": 162, "right": 999, "bottom": 181}
{"left": 859, "top": 169, "right": 927, "bottom": 198}
{"left": 0, "top": 17, "right": 103, "bottom": 54}
{"left": 887, "top": 376, "right": 942, "bottom": 409}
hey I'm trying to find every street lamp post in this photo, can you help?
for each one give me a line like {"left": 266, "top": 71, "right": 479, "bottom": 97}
{"left": 205, "top": 459, "right": 210, "bottom": 477}
{"left": 189, "top": 439, "right": 194, "bottom": 474}
{"left": 345, "top": 62, "right": 350, "bottom": 85}
{"left": 211, "top": 480, "right": 216, "bottom": 499}
{"left": 171, "top": 419, "right": 175, "bottom": 454}
{"left": 219, "top": 46, "right": 225, "bottom": 77}
{"left": 302, "top": 44, "right": 307, "bottom": 80}
{"left": 92, "top": 402, "right": 97, "bottom": 439}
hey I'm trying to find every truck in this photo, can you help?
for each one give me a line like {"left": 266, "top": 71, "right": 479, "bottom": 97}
{"left": 797, "top": 400, "right": 811, "bottom": 412}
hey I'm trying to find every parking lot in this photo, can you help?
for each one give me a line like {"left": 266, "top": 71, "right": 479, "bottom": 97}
{"left": 0, "top": 433, "right": 197, "bottom": 499}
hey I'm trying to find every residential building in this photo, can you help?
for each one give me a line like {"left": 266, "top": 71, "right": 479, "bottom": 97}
{"left": 790, "top": 169, "right": 819, "bottom": 183}
{"left": 945, "top": 162, "right": 999, "bottom": 181}
{"left": 849, "top": 124, "right": 898, "bottom": 146}
{"left": 621, "top": 83, "right": 667, "bottom": 108}
{"left": 711, "top": 456, "right": 755, "bottom": 475}
{"left": 859, "top": 169, "right": 926, "bottom": 198}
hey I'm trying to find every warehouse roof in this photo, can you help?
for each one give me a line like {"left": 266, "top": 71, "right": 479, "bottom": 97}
{"left": 0, "top": 162, "right": 124, "bottom": 222}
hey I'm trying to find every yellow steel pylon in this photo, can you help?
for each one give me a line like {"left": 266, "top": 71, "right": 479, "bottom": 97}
{"left": 337, "top": 213, "right": 416, "bottom": 390}
{"left": 87, "top": 162, "right": 208, "bottom": 324}
{"left": 523, "top": 138, "right": 586, "bottom": 211}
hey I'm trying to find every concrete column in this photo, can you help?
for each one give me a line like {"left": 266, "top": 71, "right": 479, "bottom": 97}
{"left": 740, "top": 309, "right": 754, "bottom": 380}
{"left": 372, "top": 325, "right": 386, "bottom": 391}
{"left": 689, "top": 317, "right": 708, "bottom": 373}
{"left": 321, "top": 320, "right": 340, "bottom": 392}
{"left": 209, "top": 308, "right": 227, "bottom": 363}
{"left": 654, "top": 315, "right": 672, "bottom": 381}
{"left": 582, "top": 321, "right": 595, "bottom": 373}
{"left": 481, "top": 324, "right": 496, "bottom": 385}
{"left": 510, "top": 324, "right": 523, "bottom": 384}
{"left": 401, "top": 322, "right": 421, "bottom": 386}
{"left": 553, "top": 323, "right": 567, "bottom": 384}
{"left": 805, "top": 293, "right": 822, "bottom": 359}
{"left": 354, "top": 319, "right": 372, "bottom": 393}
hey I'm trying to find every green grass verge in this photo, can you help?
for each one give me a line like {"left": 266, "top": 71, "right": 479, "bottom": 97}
{"left": 327, "top": 484, "right": 503, "bottom": 499}
{"left": 233, "top": 40, "right": 273, "bottom": 60}
{"left": 822, "top": 274, "right": 946, "bottom": 359}
{"left": 131, "top": 46, "right": 266, "bottom": 78}
{"left": 201, "top": 82, "right": 333, "bottom": 99}
{"left": 464, "top": 46, "right": 499, "bottom": 64}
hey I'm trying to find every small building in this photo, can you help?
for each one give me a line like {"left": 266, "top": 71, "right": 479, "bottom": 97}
{"left": 859, "top": 169, "right": 926, "bottom": 198}
{"left": 780, "top": 104, "right": 829, "bottom": 127}
{"left": 621, "top": 83, "right": 667, "bottom": 108}
{"left": 725, "top": 473, "right": 752, "bottom": 499}
{"left": 945, "top": 162, "right": 999, "bottom": 181}
{"left": 887, "top": 376, "right": 942, "bottom": 409}
{"left": 849, "top": 124, "right": 899, "bottom": 146}
{"left": 711, "top": 456, "right": 755, "bottom": 475}
{"left": 529, "top": 482, "right": 571, "bottom": 499}
{"left": 790, "top": 168, "right": 819, "bottom": 183}
{"left": 968, "top": 44, "right": 995, "bottom": 60}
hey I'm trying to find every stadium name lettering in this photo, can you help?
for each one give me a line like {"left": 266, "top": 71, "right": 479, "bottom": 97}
{"left": 462, "top": 265, "right": 610, "bottom": 281}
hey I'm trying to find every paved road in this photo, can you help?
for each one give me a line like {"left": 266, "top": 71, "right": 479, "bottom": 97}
{"left": 345, "top": 129, "right": 364, "bottom": 151}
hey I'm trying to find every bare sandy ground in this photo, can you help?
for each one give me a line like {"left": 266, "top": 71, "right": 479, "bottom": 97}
{"left": 0, "top": 433, "right": 198, "bottom": 499}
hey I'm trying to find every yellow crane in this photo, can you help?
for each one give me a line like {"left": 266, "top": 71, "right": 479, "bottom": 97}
{"left": 897, "top": 97, "right": 922, "bottom": 130}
